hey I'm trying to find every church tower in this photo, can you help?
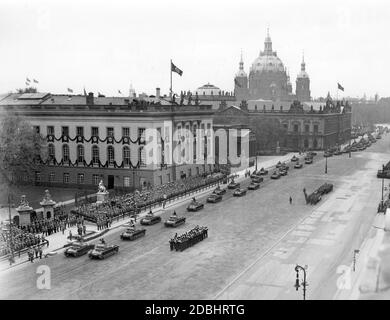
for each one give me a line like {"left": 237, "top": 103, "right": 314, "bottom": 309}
{"left": 296, "top": 53, "right": 311, "bottom": 102}
{"left": 234, "top": 51, "right": 249, "bottom": 101}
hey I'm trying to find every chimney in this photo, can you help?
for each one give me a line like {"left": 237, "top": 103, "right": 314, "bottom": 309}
{"left": 86, "top": 92, "right": 94, "bottom": 105}
{"left": 156, "top": 88, "right": 160, "bottom": 99}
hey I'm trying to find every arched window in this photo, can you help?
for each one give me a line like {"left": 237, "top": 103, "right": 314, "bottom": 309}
{"left": 123, "top": 146, "right": 131, "bottom": 166}
{"left": 138, "top": 146, "right": 146, "bottom": 167}
{"left": 304, "top": 139, "right": 309, "bottom": 148}
{"left": 92, "top": 146, "right": 99, "bottom": 164}
{"left": 77, "top": 145, "right": 84, "bottom": 163}
{"left": 107, "top": 146, "right": 115, "bottom": 165}
{"left": 62, "top": 144, "right": 69, "bottom": 162}
{"left": 48, "top": 144, "right": 55, "bottom": 158}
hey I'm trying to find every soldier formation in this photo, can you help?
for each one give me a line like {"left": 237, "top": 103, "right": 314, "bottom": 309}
{"left": 169, "top": 226, "right": 208, "bottom": 252}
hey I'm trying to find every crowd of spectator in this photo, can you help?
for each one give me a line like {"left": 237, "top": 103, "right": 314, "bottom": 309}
{"left": 75, "top": 173, "right": 226, "bottom": 225}
{"left": 0, "top": 224, "right": 46, "bottom": 258}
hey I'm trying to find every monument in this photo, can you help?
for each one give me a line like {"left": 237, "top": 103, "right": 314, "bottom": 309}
{"left": 96, "top": 180, "right": 109, "bottom": 204}
{"left": 16, "top": 195, "right": 33, "bottom": 226}
{"left": 39, "top": 189, "right": 56, "bottom": 220}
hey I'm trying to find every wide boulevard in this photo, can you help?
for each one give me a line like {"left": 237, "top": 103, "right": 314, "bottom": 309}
{"left": 0, "top": 134, "right": 388, "bottom": 299}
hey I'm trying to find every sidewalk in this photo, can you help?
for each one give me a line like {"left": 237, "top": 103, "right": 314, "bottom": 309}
{"left": 0, "top": 151, "right": 302, "bottom": 272}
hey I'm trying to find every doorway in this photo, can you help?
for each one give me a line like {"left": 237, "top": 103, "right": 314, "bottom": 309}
{"left": 108, "top": 175, "right": 114, "bottom": 189}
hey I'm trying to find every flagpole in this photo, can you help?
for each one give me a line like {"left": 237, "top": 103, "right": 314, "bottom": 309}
{"left": 170, "top": 59, "right": 172, "bottom": 99}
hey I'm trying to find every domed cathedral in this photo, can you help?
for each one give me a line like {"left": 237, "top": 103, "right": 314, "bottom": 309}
{"left": 296, "top": 54, "right": 311, "bottom": 102}
{"left": 234, "top": 29, "right": 293, "bottom": 102}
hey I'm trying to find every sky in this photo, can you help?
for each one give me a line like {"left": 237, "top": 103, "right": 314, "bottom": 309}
{"left": 0, "top": 0, "right": 389, "bottom": 99}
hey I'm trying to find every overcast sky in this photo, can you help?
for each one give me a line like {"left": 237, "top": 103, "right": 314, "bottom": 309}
{"left": 0, "top": 0, "right": 389, "bottom": 99}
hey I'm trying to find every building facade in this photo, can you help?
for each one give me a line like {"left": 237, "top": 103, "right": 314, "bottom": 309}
{"left": 214, "top": 99, "right": 352, "bottom": 153}
{"left": 0, "top": 92, "right": 215, "bottom": 190}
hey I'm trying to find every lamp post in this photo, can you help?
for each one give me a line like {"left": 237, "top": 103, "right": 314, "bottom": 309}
{"left": 325, "top": 155, "right": 328, "bottom": 174}
{"left": 353, "top": 249, "right": 360, "bottom": 272}
{"left": 294, "top": 264, "right": 308, "bottom": 300}
{"left": 382, "top": 164, "right": 385, "bottom": 204}
{"left": 255, "top": 151, "right": 258, "bottom": 171}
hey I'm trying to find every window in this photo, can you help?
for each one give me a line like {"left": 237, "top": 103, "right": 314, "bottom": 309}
{"left": 294, "top": 124, "right": 299, "bottom": 133}
{"left": 93, "top": 174, "right": 100, "bottom": 185}
{"left": 123, "top": 146, "right": 131, "bottom": 166}
{"left": 62, "top": 126, "right": 69, "bottom": 136}
{"left": 206, "top": 123, "right": 211, "bottom": 136}
{"left": 124, "top": 176, "right": 131, "bottom": 187}
{"left": 34, "top": 126, "right": 40, "bottom": 134}
{"left": 49, "top": 172, "right": 55, "bottom": 182}
{"left": 47, "top": 126, "right": 54, "bottom": 135}
{"left": 92, "top": 146, "right": 100, "bottom": 164}
{"left": 35, "top": 171, "right": 41, "bottom": 182}
{"left": 107, "top": 146, "right": 115, "bottom": 165}
{"left": 305, "top": 124, "right": 310, "bottom": 133}
{"left": 164, "top": 126, "right": 170, "bottom": 142}
{"left": 63, "top": 173, "right": 70, "bottom": 184}
{"left": 196, "top": 167, "right": 200, "bottom": 176}
{"left": 122, "top": 127, "right": 130, "bottom": 137}
{"left": 138, "top": 127, "right": 145, "bottom": 142}
{"left": 48, "top": 144, "right": 55, "bottom": 158}
{"left": 107, "top": 127, "right": 114, "bottom": 137}
{"left": 91, "top": 127, "right": 99, "bottom": 137}
{"left": 283, "top": 123, "right": 288, "bottom": 130}
{"left": 76, "top": 126, "right": 84, "bottom": 137}
{"left": 159, "top": 176, "right": 163, "bottom": 185}
{"left": 167, "top": 173, "right": 171, "bottom": 182}
{"left": 77, "top": 145, "right": 84, "bottom": 163}
{"left": 77, "top": 173, "right": 85, "bottom": 184}
{"left": 157, "top": 127, "right": 162, "bottom": 143}
{"left": 314, "top": 124, "right": 319, "bottom": 133}
{"left": 188, "top": 168, "right": 192, "bottom": 177}
{"left": 62, "top": 144, "right": 69, "bottom": 162}
{"left": 185, "top": 125, "right": 190, "bottom": 138}
{"left": 177, "top": 125, "right": 182, "bottom": 139}
{"left": 139, "top": 146, "right": 146, "bottom": 167}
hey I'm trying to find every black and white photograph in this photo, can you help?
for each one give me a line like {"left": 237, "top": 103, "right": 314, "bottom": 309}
{"left": 1, "top": 0, "right": 390, "bottom": 304}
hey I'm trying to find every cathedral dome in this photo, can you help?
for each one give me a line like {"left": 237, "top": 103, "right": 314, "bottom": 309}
{"left": 250, "top": 54, "right": 285, "bottom": 73}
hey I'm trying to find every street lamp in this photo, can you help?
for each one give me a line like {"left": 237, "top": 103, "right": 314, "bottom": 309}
{"left": 294, "top": 264, "right": 308, "bottom": 300}
{"left": 353, "top": 249, "right": 360, "bottom": 272}
{"left": 382, "top": 164, "right": 385, "bottom": 207}
{"left": 325, "top": 155, "right": 328, "bottom": 174}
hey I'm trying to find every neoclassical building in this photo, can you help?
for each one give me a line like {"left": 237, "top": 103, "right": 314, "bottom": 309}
{"left": 0, "top": 91, "right": 215, "bottom": 190}
{"left": 234, "top": 30, "right": 311, "bottom": 103}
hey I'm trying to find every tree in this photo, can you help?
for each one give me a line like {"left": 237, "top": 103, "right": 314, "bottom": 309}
{"left": 0, "top": 111, "right": 47, "bottom": 186}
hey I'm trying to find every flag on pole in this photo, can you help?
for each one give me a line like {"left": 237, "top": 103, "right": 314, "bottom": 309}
{"left": 118, "top": 90, "right": 122, "bottom": 94}
{"left": 33, "top": 79, "right": 39, "bottom": 83}
{"left": 171, "top": 62, "right": 183, "bottom": 76}
{"left": 25, "top": 82, "right": 29, "bottom": 86}
{"left": 26, "top": 77, "right": 31, "bottom": 83}
{"left": 234, "top": 78, "right": 242, "bottom": 88}
{"left": 67, "top": 88, "right": 73, "bottom": 93}
{"left": 337, "top": 83, "right": 344, "bottom": 91}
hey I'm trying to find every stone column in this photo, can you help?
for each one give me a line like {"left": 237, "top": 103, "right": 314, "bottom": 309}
{"left": 16, "top": 195, "right": 33, "bottom": 227}
{"left": 39, "top": 190, "right": 56, "bottom": 220}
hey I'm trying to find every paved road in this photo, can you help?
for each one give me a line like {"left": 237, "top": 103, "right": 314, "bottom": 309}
{"left": 0, "top": 136, "right": 387, "bottom": 299}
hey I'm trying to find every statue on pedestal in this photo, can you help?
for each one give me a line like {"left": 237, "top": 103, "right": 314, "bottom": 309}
{"left": 98, "top": 180, "right": 107, "bottom": 193}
